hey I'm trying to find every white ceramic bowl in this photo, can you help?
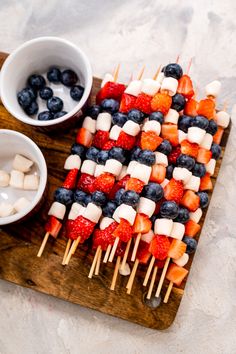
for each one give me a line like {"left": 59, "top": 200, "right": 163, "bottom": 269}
{"left": 0, "top": 37, "right": 92, "bottom": 128}
{"left": 0, "top": 129, "right": 47, "bottom": 225}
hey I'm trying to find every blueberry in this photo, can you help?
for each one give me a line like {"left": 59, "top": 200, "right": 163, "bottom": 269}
{"left": 157, "top": 140, "right": 172, "bottom": 155}
{"left": 127, "top": 109, "right": 144, "bottom": 124}
{"left": 183, "top": 236, "right": 197, "bottom": 254}
{"left": 54, "top": 111, "right": 68, "bottom": 118}
{"left": 17, "top": 87, "right": 36, "bottom": 109}
{"left": 121, "top": 190, "right": 140, "bottom": 208}
{"left": 164, "top": 63, "right": 183, "bottom": 80}
{"left": 96, "top": 150, "right": 109, "bottom": 165}
{"left": 84, "top": 194, "right": 92, "bottom": 206}
{"left": 74, "top": 190, "right": 87, "bottom": 206}
{"left": 70, "top": 85, "right": 84, "bottom": 101}
{"left": 54, "top": 187, "right": 73, "bottom": 206}
{"left": 130, "top": 146, "right": 141, "bottom": 161}
{"left": 211, "top": 143, "right": 221, "bottom": 160}
{"left": 150, "top": 214, "right": 158, "bottom": 225}
{"left": 27, "top": 74, "right": 46, "bottom": 90}
{"left": 178, "top": 115, "right": 192, "bottom": 132}
{"left": 149, "top": 111, "right": 164, "bottom": 124}
{"left": 171, "top": 93, "right": 186, "bottom": 112}
{"left": 109, "top": 147, "right": 126, "bottom": 163}
{"left": 191, "top": 115, "right": 209, "bottom": 130}
{"left": 61, "top": 69, "right": 78, "bottom": 87}
{"left": 47, "top": 97, "right": 63, "bottom": 113}
{"left": 86, "top": 105, "right": 101, "bottom": 119}
{"left": 175, "top": 206, "right": 189, "bottom": 224}
{"left": 192, "top": 162, "right": 206, "bottom": 177}
{"left": 39, "top": 86, "right": 53, "bottom": 100}
{"left": 206, "top": 119, "right": 218, "bottom": 135}
{"left": 91, "top": 191, "right": 107, "bottom": 207}
{"left": 86, "top": 147, "right": 100, "bottom": 162}
{"left": 197, "top": 191, "right": 209, "bottom": 208}
{"left": 176, "top": 154, "right": 195, "bottom": 170}
{"left": 38, "top": 111, "right": 54, "bottom": 121}
{"left": 138, "top": 149, "right": 156, "bottom": 166}
{"left": 47, "top": 67, "right": 61, "bottom": 83}
{"left": 71, "top": 143, "right": 86, "bottom": 157}
{"left": 142, "top": 182, "right": 164, "bottom": 202}
{"left": 103, "top": 201, "right": 117, "bottom": 217}
{"left": 114, "top": 188, "right": 126, "bottom": 206}
{"left": 166, "top": 164, "right": 174, "bottom": 179}
{"left": 101, "top": 98, "right": 119, "bottom": 114}
{"left": 112, "top": 112, "right": 128, "bottom": 127}
{"left": 160, "top": 201, "right": 179, "bottom": 219}
{"left": 24, "top": 100, "right": 38, "bottom": 116}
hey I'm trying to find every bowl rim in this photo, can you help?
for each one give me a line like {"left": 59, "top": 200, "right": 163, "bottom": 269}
{"left": 0, "top": 36, "right": 93, "bottom": 127}
{"left": 0, "top": 129, "right": 47, "bottom": 225}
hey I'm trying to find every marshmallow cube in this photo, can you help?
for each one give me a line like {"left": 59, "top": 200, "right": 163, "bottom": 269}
{"left": 0, "top": 202, "right": 15, "bottom": 217}
{"left": 119, "top": 263, "right": 131, "bottom": 276}
{"left": 154, "top": 218, "right": 173, "bottom": 237}
{"left": 142, "top": 120, "right": 161, "bottom": 135}
{"left": 117, "top": 165, "right": 127, "bottom": 180}
{"left": 0, "top": 170, "right": 10, "bottom": 187}
{"left": 200, "top": 133, "right": 213, "bottom": 150}
{"left": 122, "top": 120, "right": 140, "bottom": 136}
{"left": 164, "top": 109, "right": 179, "bottom": 124}
{"left": 9, "top": 170, "right": 24, "bottom": 189}
{"left": 141, "top": 230, "right": 154, "bottom": 243}
{"left": 173, "top": 167, "right": 192, "bottom": 184}
{"left": 130, "top": 163, "right": 152, "bottom": 184}
{"left": 156, "top": 72, "right": 164, "bottom": 84}
{"left": 205, "top": 159, "right": 216, "bottom": 176}
{"left": 173, "top": 253, "right": 189, "bottom": 267}
{"left": 170, "top": 222, "right": 185, "bottom": 240}
{"left": 48, "top": 202, "right": 66, "bottom": 219}
{"left": 216, "top": 111, "right": 230, "bottom": 128}
{"left": 94, "top": 164, "right": 104, "bottom": 178}
{"left": 188, "top": 127, "right": 206, "bottom": 144}
{"left": 178, "top": 130, "right": 188, "bottom": 143}
{"left": 68, "top": 203, "right": 84, "bottom": 220}
{"left": 83, "top": 203, "right": 102, "bottom": 223}
{"left": 13, "top": 197, "right": 31, "bottom": 213}
{"left": 13, "top": 154, "right": 33, "bottom": 173}
{"left": 110, "top": 125, "right": 122, "bottom": 140}
{"left": 100, "top": 217, "right": 114, "bottom": 230}
{"left": 184, "top": 175, "right": 200, "bottom": 192}
{"left": 81, "top": 160, "right": 97, "bottom": 175}
{"left": 205, "top": 80, "right": 221, "bottom": 98}
{"left": 141, "top": 79, "right": 160, "bottom": 96}
{"left": 104, "top": 159, "right": 122, "bottom": 177}
{"left": 23, "top": 174, "right": 39, "bottom": 190}
{"left": 112, "top": 206, "right": 121, "bottom": 223}
{"left": 82, "top": 116, "right": 96, "bottom": 134}
{"left": 189, "top": 208, "right": 203, "bottom": 223}
{"left": 101, "top": 73, "right": 114, "bottom": 87}
{"left": 96, "top": 112, "right": 112, "bottom": 132}
{"left": 127, "top": 161, "right": 138, "bottom": 176}
{"left": 64, "top": 155, "right": 81, "bottom": 170}
{"left": 137, "top": 197, "right": 156, "bottom": 217}
{"left": 155, "top": 152, "right": 168, "bottom": 167}
{"left": 118, "top": 204, "right": 136, "bottom": 225}
{"left": 161, "top": 77, "right": 178, "bottom": 96}
{"left": 161, "top": 178, "right": 169, "bottom": 188}
{"left": 124, "top": 80, "right": 142, "bottom": 97}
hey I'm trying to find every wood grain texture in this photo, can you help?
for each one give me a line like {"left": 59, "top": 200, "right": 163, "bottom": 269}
{"left": 0, "top": 52, "right": 231, "bottom": 329}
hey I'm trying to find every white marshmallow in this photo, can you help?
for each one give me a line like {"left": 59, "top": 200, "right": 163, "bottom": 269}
{"left": 161, "top": 77, "right": 178, "bottom": 96}
{"left": 81, "top": 160, "right": 97, "bottom": 176}
{"left": 104, "top": 159, "right": 122, "bottom": 177}
{"left": 9, "top": 170, "right": 24, "bottom": 189}
{"left": 216, "top": 111, "right": 230, "bottom": 128}
{"left": 68, "top": 203, "right": 84, "bottom": 220}
{"left": 118, "top": 204, "right": 136, "bottom": 225}
{"left": 23, "top": 174, "right": 39, "bottom": 190}
{"left": 154, "top": 152, "right": 168, "bottom": 167}
{"left": 184, "top": 175, "right": 200, "bottom": 192}
{"left": 200, "top": 133, "right": 213, "bottom": 150}
{"left": 101, "top": 73, "right": 114, "bottom": 87}
{"left": 13, "top": 197, "right": 30, "bottom": 213}
{"left": 156, "top": 72, "right": 164, "bottom": 84}
{"left": 205, "top": 80, "right": 221, "bottom": 98}
{"left": 109, "top": 125, "right": 122, "bottom": 141}
{"left": 112, "top": 206, "right": 121, "bottom": 223}
{"left": 0, "top": 202, "right": 15, "bottom": 217}
{"left": 48, "top": 202, "right": 66, "bottom": 220}
{"left": 189, "top": 208, "right": 202, "bottom": 223}
{"left": 173, "top": 253, "right": 189, "bottom": 266}
{"left": 96, "top": 112, "right": 112, "bottom": 132}
{"left": 164, "top": 109, "right": 179, "bottom": 124}
{"left": 142, "top": 120, "right": 161, "bottom": 135}
{"left": 119, "top": 262, "right": 131, "bottom": 276}
{"left": 64, "top": 155, "right": 81, "bottom": 170}
{"left": 173, "top": 167, "right": 192, "bottom": 184}
{"left": 100, "top": 217, "right": 114, "bottom": 230}
{"left": 141, "top": 230, "right": 154, "bottom": 243}
{"left": 170, "top": 222, "right": 185, "bottom": 240}
{"left": 141, "top": 79, "right": 160, "bottom": 96}
{"left": 122, "top": 120, "right": 140, "bottom": 136}
{"left": 154, "top": 218, "right": 173, "bottom": 237}
{"left": 12, "top": 154, "right": 33, "bottom": 173}
{"left": 178, "top": 130, "right": 188, "bottom": 143}
{"left": 82, "top": 116, "right": 96, "bottom": 134}
{"left": 130, "top": 163, "right": 152, "bottom": 184}
{"left": 161, "top": 178, "right": 169, "bottom": 188}
{"left": 137, "top": 197, "right": 155, "bottom": 217}
{"left": 117, "top": 165, "right": 127, "bottom": 180}
{"left": 124, "top": 80, "right": 142, "bottom": 97}
{"left": 205, "top": 159, "right": 216, "bottom": 176}
{"left": 187, "top": 127, "right": 206, "bottom": 144}
{"left": 127, "top": 161, "right": 138, "bottom": 176}
{"left": 94, "top": 164, "right": 104, "bottom": 178}
{"left": 83, "top": 203, "right": 102, "bottom": 223}
{"left": 0, "top": 170, "right": 10, "bottom": 187}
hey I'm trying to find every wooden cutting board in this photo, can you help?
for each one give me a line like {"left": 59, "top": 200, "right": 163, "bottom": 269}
{"left": 0, "top": 52, "right": 231, "bottom": 330}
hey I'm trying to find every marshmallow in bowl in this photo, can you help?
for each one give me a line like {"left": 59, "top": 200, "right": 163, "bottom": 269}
{"left": 9, "top": 170, "right": 24, "bottom": 189}
{"left": 0, "top": 170, "right": 10, "bottom": 187}
{"left": 23, "top": 174, "right": 39, "bottom": 190}
{"left": 13, "top": 197, "right": 31, "bottom": 213}
{"left": 13, "top": 154, "right": 34, "bottom": 173}
{"left": 0, "top": 202, "right": 15, "bottom": 217}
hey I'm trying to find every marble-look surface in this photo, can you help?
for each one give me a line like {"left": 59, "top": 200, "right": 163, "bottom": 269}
{"left": 0, "top": 0, "right": 236, "bottom": 353}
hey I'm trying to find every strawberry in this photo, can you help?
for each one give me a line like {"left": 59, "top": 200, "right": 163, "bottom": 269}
{"left": 197, "top": 98, "right": 215, "bottom": 120}
{"left": 116, "top": 131, "right": 136, "bottom": 149}
{"left": 77, "top": 173, "right": 96, "bottom": 194}
{"left": 164, "top": 178, "right": 184, "bottom": 204}
{"left": 151, "top": 92, "right": 172, "bottom": 115}
{"left": 137, "top": 240, "right": 151, "bottom": 264}
{"left": 200, "top": 173, "right": 213, "bottom": 191}
{"left": 181, "top": 139, "right": 199, "bottom": 158}
{"left": 184, "top": 98, "right": 198, "bottom": 116}
{"left": 185, "top": 220, "right": 201, "bottom": 238}
{"left": 168, "top": 146, "right": 181, "bottom": 164}
{"left": 177, "top": 75, "right": 194, "bottom": 99}
{"left": 76, "top": 127, "right": 93, "bottom": 147}
{"left": 149, "top": 235, "right": 171, "bottom": 260}
{"left": 133, "top": 213, "right": 152, "bottom": 234}
{"left": 93, "top": 221, "right": 117, "bottom": 250}
{"left": 62, "top": 168, "right": 78, "bottom": 189}
{"left": 135, "top": 132, "right": 142, "bottom": 148}
{"left": 197, "top": 147, "right": 212, "bottom": 164}
{"left": 45, "top": 216, "right": 62, "bottom": 238}
{"left": 112, "top": 218, "right": 133, "bottom": 242}
{"left": 96, "top": 82, "right": 126, "bottom": 104}
{"left": 213, "top": 126, "right": 224, "bottom": 145}
{"left": 120, "top": 93, "right": 136, "bottom": 113}
{"left": 181, "top": 190, "right": 200, "bottom": 211}
{"left": 161, "top": 124, "right": 179, "bottom": 146}
{"left": 166, "top": 263, "right": 188, "bottom": 286}
{"left": 93, "top": 130, "right": 109, "bottom": 149}
{"left": 66, "top": 219, "right": 77, "bottom": 240}
{"left": 168, "top": 239, "right": 186, "bottom": 260}
{"left": 93, "top": 173, "right": 115, "bottom": 195}
{"left": 150, "top": 165, "right": 166, "bottom": 183}
{"left": 103, "top": 139, "right": 116, "bottom": 150}
{"left": 140, "top": 131, "right": 163, "bottom": 151}
{"left": 154, "top": 199, "right": 164, "bottom": 215}
{"left": 109, "top": 175, "right": 130, "bottom": 199}
{"left": 115, "top": 241, "right": 127, "bottom": 257}
{"left": 134, "top": 93, "right": 152, "bottom": 114}
{"left": 155, "top": 259, "right": 165, "bottom": 268}
{"left": 125, "top": 177, "right": 145, "bottom": 193}
{"left": 72, "top": 215, "right": 95, "bottom": 242}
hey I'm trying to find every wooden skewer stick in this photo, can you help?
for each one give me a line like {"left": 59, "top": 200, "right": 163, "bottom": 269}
{"left": 64, "top": 237, "right": 81, "bottom": 265}
{"left": 163, "top": 281, "right": 174, "bottom": 303}
{"left": 137, "top": 65, "right": 145, "bottom": 80}
{"left": 126, "top": 259, "right": 139, "bottom": 294}
{"left": 223, "top": 101, "right": 228, "bottom": 112}
{"left": 131, "top": 233, "right": 141, "bottom": 262}
{"left": 95, "top": 247, "right": 102, "bottom": 276}
{"left": 186, "top": 57, "right": 193, "bottom": 75}
{"left": 62, "top": 239, "right": 72, "bottom": 265}
{"left": 175, "top": 54, "right": 180, "bottom": 64}
{"left": 103, "top": 244, "right": 112, "bottom": 263}
{"left": 153, "top": 64, "right": 162, "bottom": 80}
{"left": 155, "top": 257, "right": 170, "bottom": 297}
{"left": 88, "top": 246, "right": 101, "bottom": 278}
{"left": 146, "top": 266, "right": 158, "bottom": 299}
{"left": 113, "top": 63, "right": 121, "bottom": 82}
{"left": 143, "top": 255, "right": 155, "bottom": 286}
{"left": 37, "top": 232, "right": 50, "bottom": 258}
{"left": 110, "top": 256, "right": 121, "bottom": 291}
{"left": 120, "top": 238, "right": 132, "bottom": 271}
{"left": 108, "top": 237, "right": 119, "bottom": 263}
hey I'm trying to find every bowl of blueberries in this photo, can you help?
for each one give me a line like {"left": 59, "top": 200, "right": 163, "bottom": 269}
{"left": 0, "top": 37, "right": 92, "bottom": 128}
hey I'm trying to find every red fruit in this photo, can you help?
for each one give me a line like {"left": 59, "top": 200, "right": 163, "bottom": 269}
{"left": 151, "top": 92, "right": 172, "bottom": 115}
{"left": 200, "top": 173, "right": 213, "bottom": 191}
{"left": 108, "top": 175, "right": 130, "bottom": 199}
{"left": 119, "top": 93, "right": 136, "bottom": 113}
{"left": 93, "top": 221, "right": 117, "bottom": 250}
{"left": 72, "top": 215, "right": 95, "bottom": 242}
{"left": 62, "top": 168, "right": 78, "bottom": 189}
{"left": 181, "top": 139, "right": 199, "bottom": 158}
{"left": 93, "top": 130, "right": 109, "bottom": 149}
{"left": 213, "top": 126, "right": 224, "bottom": 145}
{"left": 137, "top": 240, "right": 151, "bottom": 264}
{"left": 76, "top": 127, "right": 93, "bottom": 147}
{"left": 177, "top": 74, "right": 194, "bottom": 99}
{"left": 96, "top": 81, "right": 126, "bottom": 104}
{"left": 134, "top": 93, "right": 152, "bottom": 114}
{"left": 103, "top": 139, "right": 116, "bottom": 150}
{"left": 184, "top": 98, "right": 198, "bottom": 116}
{"left": 168, "top": 239, "right": 186, "bottom": 260}
{"left": 197, "top": 98, "right": 215, "bottom": 120}
{"left": 135, "top": 132, "right": 142, "bottom": 148}
{"left": 125, "top": 177, "right": 145, "bottom": 193}
{"left": 93, "top": 173, "right": 115, "bottom": 195}
{"left": 77, "top": 173, "right": 95, "bottom": 193}
{"left": 181, "top": 190, "right": 200, "bottom": 212}
{"left": 197, "top": 147, "right": 212, "bottom": 164}
{"left": 115, "top": 241, "right": 127, "bottom": 257}
{"left": 150, "top": 165, "right": 166, "bottom": 183}
{"left": 45, "top": 216, "right": 62, "bottom": 238}
{"left": 164, "top": 178, "right": 184, "bottom": 204}
{"left": 155, "top": 259, "right": 165, "bottom": 268}
{"left": 149, "top": 235, "right": 171, "bottom": 260}
{"left": 66, "top": 219, "right": 77, "bottom": 240}
{"left": 140, "top": 131, "right": 163, "bottom": 151}
{"left": 154, "top": 199, "right": 163, "bottom": 215}
{"left": 113, "top": 218, "right": 133, "bottom": 243}
{"left": 133, "top": 213, "right": 152, "bottom": 234}
{"left": 185, "top": 220, "right": 201, "bottom": 238}
{"left": 161, "top": 124, "right": 179, "bottom": 146}
{"left": 116, "top": 131, "right": 136, "bottom": 149}
{"left": 166, "top": 263, "right": 188, "bottom": 286}
{"left": 168, "top": 146, "right": 181, "bottom": 164}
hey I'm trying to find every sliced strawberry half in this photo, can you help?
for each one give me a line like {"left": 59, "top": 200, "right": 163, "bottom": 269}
{"left": 150, "top": 165, "right": 166, "bottom": 183}
{"left": 164, "top": 178, "right": 184, "bottom": 204}
{"left": 133, "top": 213, "right": 152, "bottom": 234}
{"left": 168, "top": 239, "right": 186, "bottom": 260}
{"left": 76, "top": 127, "right": 93, "bottom": 147}
{"left": 197, "top": 147, "right": 212, "bottom": 164}
{"left": 161, "top": 124, "right": 179, "bottom": 146}
{"left": 184, "top": 98, "right": 198, "bottom": 116}
{"left": 177, "top": 74, "right": 194, "bottom": 99}
{"left": 213, "top": 126, "right": 224, "bottom": 145}
{"left": 96, "top": 82, "right": 126, "bottom": 104}
{"left": 125, "top": 177, "right": 145, "bottom": 193}
{"left": 181, "top": 139, "right": 199, "bottom": 158}
{"left": 119, "top": 93, "right": 136, "bottom": 113}
{"left": 200, "top": 173, "right": 213, "bottom": 191}
{"left": 185, "top": 219, "right": 201, "bottom": 238}
{"left": 45, "top": 216, "right": 62, "bottom": 238}
{"left": 181, "top": 190, "right": 200, "bottom": 212}
{"left": 166, "top": 263, "right": 188, "bottom": 286}
{"left": 197, "top": 98, "right": 215, "bottom": 120}
{"left": 149, "top": 235, "right": 171, "bottom": 260}
{"left": 62, "top": 168, "right": 78, "bottom": 189}
{"left": 113, "top": 218, "right": 133, "bottom": 243}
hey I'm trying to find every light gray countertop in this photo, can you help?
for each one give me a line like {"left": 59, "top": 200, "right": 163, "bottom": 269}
{"left": 0, "top": 1, "right": 236, "bottom": 353}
